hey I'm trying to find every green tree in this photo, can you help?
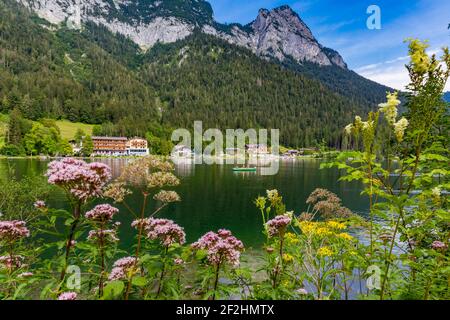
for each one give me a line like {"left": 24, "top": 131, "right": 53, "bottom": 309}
{"left": 92, "top": 125, "right": 102, "bottom": 136}
{"left": 146, "top": 132, "right": 173, "bottom": 155}
{"left": 59, "top": 138, "right": 74, "bottom": 156}
{"left": 23, "top": 122, "right": 61, "bottom": 156}
{"left": 81, "top": 135, "right": 94, "bottom": 156}
{"left": 74, "top": 128, "right": 86, "bottom": 144}
{"left": 7, "top": 108, "right": 30, "bottom": 146}
{"left": 0, "top": 143, "right": 25, "bottom": 156}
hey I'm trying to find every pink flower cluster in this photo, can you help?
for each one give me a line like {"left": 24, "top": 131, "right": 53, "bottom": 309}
{"left": 46, "top": 158, "right": 111, "bottom": 202}
{"left": 266, "top": 214, "right": 292, "bottom": 238}
{"left": 132, "top": 218, "right": 186, "bottom": 247}
{"left": 87, "top": 229, "right": 119, "bottom": 242}
{"left": 0, "top": 220, "right": 30, "bottom": 242}
{"left": 432, "top": 241, "right": 448, "bottom": 250}
{"left": 108, "top": 257, "right": 137, "bottom": 281}
{"left": 192, "top": 229, "right": 244, "bottom": 267}
{"left": 34, "top": 200, "right": 46, "bottom": 209}
{"left": 0, "top": 255, "right": 24, "bottom": 269}
{"left": 85, "top": 204, "right": 119, "bottom": 222}
{"left": 58, "top": 292, "right": 77, "bottom": 300}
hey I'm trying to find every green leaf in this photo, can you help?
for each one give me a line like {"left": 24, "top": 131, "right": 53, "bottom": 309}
{"left": 102, "top": 280, "right": 125, "bottom": 300}
{"left": 195, "top": 249, "right": 208, "bottom": 260}
{"left": 132, "top": 276, "right": 148, "bottom": 287}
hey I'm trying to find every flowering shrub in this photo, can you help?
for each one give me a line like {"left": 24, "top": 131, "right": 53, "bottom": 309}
{"left": 46, "top": 158, "right": 111, "bottom": 203}
{"left": 266, "top": 214, "right": 292, "bottom": 238}
{"left": 0, "top": 220, "right": 32, "bottom": 299}
{"left": 85, "top": 204, "right": 121, "bottom": 296}
{"left": 86, "top": 204, "right": 119, "bottom": 222}
{"left": 58, "top": 292, "right": 78, "bottom": 300}
{"left": 108, "top": 257, "right": 138, "bottom": 282}
{"left": 324, "top": 39, "right": 450, "bottom": 300}
{"left": 192, "top": 229, "right": 244, "bottom": 268}
{"left": 0, "top": 220, "right": 30, "bottom": 242}
{"left": 192, "top": 229, "right": 244, "bottom": 299}
{"left": 43, "top": 158, "right": 113, "bottom": 284}
{"left": 132, "top": 218, "right": 186, "bottom": 247}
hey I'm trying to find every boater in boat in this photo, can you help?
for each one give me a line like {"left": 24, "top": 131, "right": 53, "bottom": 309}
{"left": 232, "top": 166, "right": 257, "bottom": 172}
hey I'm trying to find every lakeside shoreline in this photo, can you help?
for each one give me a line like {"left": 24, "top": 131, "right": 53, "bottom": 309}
{"left": 0, "top": 152, "right": 340, "bottom": 161}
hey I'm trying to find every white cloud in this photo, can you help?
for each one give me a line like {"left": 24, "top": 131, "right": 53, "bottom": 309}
{"left": 357, "top": 64, "right": 409, "bottom": 91}
{"left": 356, "top": 52, "right": 450, "bottom": 92}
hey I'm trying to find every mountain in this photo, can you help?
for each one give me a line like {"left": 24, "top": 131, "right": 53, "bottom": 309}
{"left": 140, "top": 33, "right": 364, "bottom": 147}
{"left": 0, "top": 0, "right": 158, "bottom": 131}
{"left": 18, "top": 0, "right": 347, "bottom": 68}
{"left": 0, "top": 0, "right": 391, "bottom": 149}
{"left": 16, "top": 0, "right": 390, "bottom": 104}
{"left": 204, "top": 6, "right": 347, "bottom": 69}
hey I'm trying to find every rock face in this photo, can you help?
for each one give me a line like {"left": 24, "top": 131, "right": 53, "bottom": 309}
{"left": 17, "top": 0, "right": 347, "bottom": 68}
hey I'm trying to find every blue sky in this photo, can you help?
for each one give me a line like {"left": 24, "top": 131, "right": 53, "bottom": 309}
{"left": 209, "top": 0, "right": 450, "bottom": 91}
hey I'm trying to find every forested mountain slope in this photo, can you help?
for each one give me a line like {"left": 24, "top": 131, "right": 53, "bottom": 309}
{"left": 1, "top": 0, "right": 392, "bottom": 147}
{"left": 140, "top": 33, "right": 370, "bottom": 147}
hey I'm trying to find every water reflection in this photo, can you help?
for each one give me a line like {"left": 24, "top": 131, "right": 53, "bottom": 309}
{"left": 0, "top": 158, "right": 367, "bottom": 248}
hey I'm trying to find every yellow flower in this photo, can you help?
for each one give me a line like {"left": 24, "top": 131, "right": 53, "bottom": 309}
{"left": 337, "top": 233, "right": 354, "bottom": 241}
{"left": 317, "top": 246, "right": 334, "bottom": 257}
{"left": 266, "top": 189, "right": 279, "bottom": 201}
{"left": 432, "top": 187, "right": 441, "bottom": 198}
{"left": 394, "top": 117, "right": 409, "bottom": 142}
{"left": 379, "top": 92, "right": 400, "bottom": 125}
{"left": 326, "top": 221, "right": 346, "bottom": 230}
{"left": 407, "top": 39, "right": 431, "bottom": 74}
{"left": 315, "top": 227, "right": 333, "bottom": 237}
{"left": 344, "top": 124, "right": 353, "bottom": 135}
{"left": 255, "top": 196, "right": 266, "bottom": 210}
{"left": 282, "top": 253, "right": 294, "bottom": 264}
{"left": 354, "top": 116, "right": 362, "bottom": 128}
{"left": 285, "top": 232, "right": 300, "bottom": 245}
{"left": 299, "top": 221, "right": 317, "bottom": 235}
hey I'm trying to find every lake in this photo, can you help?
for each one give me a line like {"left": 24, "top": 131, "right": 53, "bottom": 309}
{"left": 0, "top": 158, "right": 368, "bottom": 249}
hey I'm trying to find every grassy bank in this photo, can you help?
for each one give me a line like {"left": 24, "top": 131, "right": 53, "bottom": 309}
{"left": 54, "top": 120, "right": 94, "bottom": 140}
{"left": 0, "top": 115, "right": 95, "bottom": 148}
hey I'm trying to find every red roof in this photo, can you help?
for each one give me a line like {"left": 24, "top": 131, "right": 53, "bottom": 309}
{"left": 92, "top": 136, "right": 128, "bottom": 141}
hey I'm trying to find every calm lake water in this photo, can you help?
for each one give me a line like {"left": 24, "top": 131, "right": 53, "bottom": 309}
{"left": 0, "top": 158, "right": 368, "bottom": 249}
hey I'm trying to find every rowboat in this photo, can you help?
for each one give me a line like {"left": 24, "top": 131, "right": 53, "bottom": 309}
{"left": 232, "top": 167, "right": 257, "bottom": 172}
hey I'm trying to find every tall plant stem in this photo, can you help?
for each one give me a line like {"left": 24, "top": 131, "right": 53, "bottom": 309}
{"left": 60, "top": 201, "right": 81, "bottom": 281}
{"left": 273, "top": 236, "right": 284, "bottom": 288}
{"left": 98, "top": 223, "right": 106, "bottom": 298}
{"left": 379, "top": 210, "right": 402, "bottom": 300}
{"left": 212, "top": 262, "right": 221, "bottom": 300}
{"left": 368, "top": 159, "right": 374, "bottom": 256}
{"left": 125, "top": 192, "right": 149, "bottom": 300}
{"left": 135, "top": 192, "right": 149, "bottom": 257}
{"left": 156, "top": 247, "right": 169, "bottom": 298}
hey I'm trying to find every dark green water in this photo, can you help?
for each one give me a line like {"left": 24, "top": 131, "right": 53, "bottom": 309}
{"left": 0, "top": 158, "right": 368, "bottom": 249}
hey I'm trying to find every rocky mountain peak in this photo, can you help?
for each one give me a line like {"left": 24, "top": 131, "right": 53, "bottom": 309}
{"left": 242, "top": 5, "right": 345, "bottom": 67}
{"left": 253, "top": 5, "right": 315, "bottom": 42}
{"left": 17, "top": 0, "right": 347, "bottom": 68}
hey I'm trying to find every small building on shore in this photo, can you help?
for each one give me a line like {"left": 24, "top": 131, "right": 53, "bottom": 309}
{"left": 69, "top": 139, "right": 82, "bottom": 154}
{"left": 92, "top": 136, "right": 128, "bottom": 156}
{"left": 92, "top": 136, "right": 149, "bottom": 156}
{"left": 245, "top": 144, "right": 268, "bottom": 155}
{"left": 127, "top": 138, "right": 149, "bottom": 156}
